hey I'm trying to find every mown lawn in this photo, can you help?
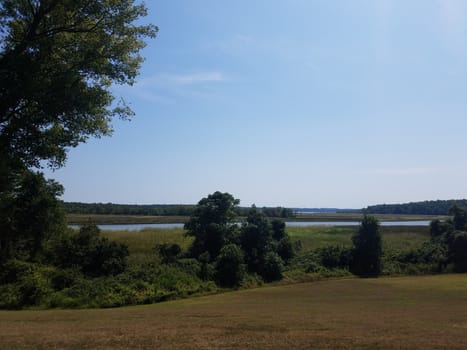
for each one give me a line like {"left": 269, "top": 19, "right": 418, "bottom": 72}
{"left": 1, "top": 274, "right": 466, "bottom": 349}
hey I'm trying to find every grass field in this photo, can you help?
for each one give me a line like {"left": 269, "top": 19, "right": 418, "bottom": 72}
{"left": 1, "top": 274, "right": 466, "bottom": 349}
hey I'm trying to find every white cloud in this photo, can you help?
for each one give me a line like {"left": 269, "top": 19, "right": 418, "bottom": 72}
{"left": 162, "top": 72, "right": 225, "bottom": 85}
{"left": 113, "top": 71, "right": 227, "bottom": 103}
{"left": 135, "top": 71, "right": 226, "bottom": 88}
{"left": 373, "top": 167, "right": 439, "bottom": 176}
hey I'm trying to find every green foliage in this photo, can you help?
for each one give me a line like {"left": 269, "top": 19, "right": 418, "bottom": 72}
{"left": 271, "top": 219, "right": 287, "bottom": 240}
{"left": 185, "top": 191, "right": 240, "bottom": 260}
{"left": 64, "top": 202, "right": 196, "bottom": 216}
{"left": 0, "top": 0, "right": 157, "bottom": 169}
{"left": 51, "top": 224, "right": 129, "bottom": 277}
{"left": 316, "top": 246, "right": 353, "bottom": 270}
{"left": 276, "top": 236, "right": 295, "bottom": 263}
{"left": 259, "top": 251, "right": 284, "bottom": 282}
{"left": 351, "top": 215, "right": 383, "bottom": 277}
{"left": 0, "top": 170, "right": 65, "bottom": 262}
{"left": 430, "top": 219, "right": 450, "bottom": 238}
{"left": 448, "top": 232, "right": 467, "bottom": 272}
{"left": 155, "top": 243, "right": 182, "bottom": 264}
{"left": 365, "top": 199, "right": 467, "bottom": 215}
{"left": 215, "top": 244, "right": 245, "bottom": 287}
{"left": 0, "top": 260, "right": 54, "bottom": 309}
{"left": 449, "top": 205, "right": 467, "bottom": 230}
{"left": 240, "top": 208, "right": 273, "bottom": 272}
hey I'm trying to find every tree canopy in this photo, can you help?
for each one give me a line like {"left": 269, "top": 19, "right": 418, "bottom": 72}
{"left": 0, "top": 0, "right": 157, "bottom": 169}
{"left": 351, "top": 215, "right": 382, "bottom": 277}
{"left": 184, "top": 191, "right": 240, "bottom": 260}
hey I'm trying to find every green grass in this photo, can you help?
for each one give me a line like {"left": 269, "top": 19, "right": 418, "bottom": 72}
{"left": 287, "top": 225, "right": 430, "bottom": 252}
{"left": 1, "top": 274, "right": 466, "bottom": 349}
{"left": 103, "top": 228, "right": 193, "bottom": 264}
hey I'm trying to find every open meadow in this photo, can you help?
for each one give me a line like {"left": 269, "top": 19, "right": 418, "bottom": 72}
{"left": 1, "top": 274, "right": 467, "bottom": 349}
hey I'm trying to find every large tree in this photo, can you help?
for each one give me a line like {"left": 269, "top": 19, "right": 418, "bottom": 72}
{"left": 0, "top": 0, "right": 157, "bottom": 169}
{"left": 185, "top": 191, "right": 240, "bottom": 260}
{"left": 0, "top": 0, "right": 156, "bottom": 263}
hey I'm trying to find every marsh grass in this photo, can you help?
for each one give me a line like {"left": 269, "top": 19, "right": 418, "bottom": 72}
{"left": 287, "top": 225, "right": 430, "bottom": 252}
{"left": 103, "top": 228, "right": 193, "bottom": 264}
{"left": 101, "top": 225, "right": 430, "bottom": 264}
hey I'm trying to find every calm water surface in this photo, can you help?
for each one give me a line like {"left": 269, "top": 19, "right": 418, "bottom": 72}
{"left": 70, "top": 220, "right": 431, "bottom": 231}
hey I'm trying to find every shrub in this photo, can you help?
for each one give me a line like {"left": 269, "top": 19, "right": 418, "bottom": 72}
{"left": 51, "top": 224, "right": 129, "bottom": 277}
{"left": 259, "top": 251, "right": 284, "bottom": 282}
{"left": 0, "top": 260, "right": 54, "bottom": 309}
{"left": 155, "top": 243, "right": 182, "bottom": 264}
{"left": 277, "top": 236, "right": 295, "bottom": 263}
{"left": 317, "top": 246, "right": 352, "bottom": 270}
{"left": 215, "top": 244, "right": 245, "bottom": 287}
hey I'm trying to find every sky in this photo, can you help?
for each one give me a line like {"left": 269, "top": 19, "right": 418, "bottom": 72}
{"left": 45, "top": 0, "right": 467, "bottom": 209}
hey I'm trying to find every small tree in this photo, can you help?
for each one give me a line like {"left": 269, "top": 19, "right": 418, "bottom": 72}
{"left": 215, "top": 244, "right": 245, "bottom": 287}
{"left": 351, "top": 215, "right": 382, "bottom": 277}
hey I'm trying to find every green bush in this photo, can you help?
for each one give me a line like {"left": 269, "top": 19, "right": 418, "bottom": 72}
{"left": 316, "top": 246, "right": 352, "bottom": 269}
{"left": 51, "top": 224, "right": 129, "bottom": 277}
{"left": 259, "top": 251, "right": 284, "bottom": 282}
{"left": 0, "top": 260, "right": 54, "bottom": 309}
{"left": 215, "top": 244, "right": 245, "bottom": 287}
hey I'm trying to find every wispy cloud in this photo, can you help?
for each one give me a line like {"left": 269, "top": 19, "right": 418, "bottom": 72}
{"left": 373, "top": 167, "right": 439, "bottom": 176}
{"left": 160, "top": 72, "right": 225, "bottom": 86}
{"left": 114, "top": 71, "right": 227, "bottom": 103}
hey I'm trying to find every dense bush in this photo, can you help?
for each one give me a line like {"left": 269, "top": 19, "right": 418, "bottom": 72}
{"left": 215, "top": 244, "right": 245, "bottom": 287}
{"left": 316, "top": 246, "right": 353, "bottom": 270}
{"left": 50, "top": 224, "right": 129, "bottom": 277}
{"left": 155, "top": 243, "right": 182, "bottom": 264}
{"left": 0, "top": 260, "right": 54, "bottom": 309}
{"left": 259, "top": 251, "right": 284, "bottom": 282}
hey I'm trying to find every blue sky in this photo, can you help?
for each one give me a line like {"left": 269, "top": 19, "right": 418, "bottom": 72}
{"left": 45, "top": 0, "right": 467, "bottom": 208}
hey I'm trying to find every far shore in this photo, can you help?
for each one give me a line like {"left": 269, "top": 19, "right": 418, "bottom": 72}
{"left": 66, "top": 213, "right": 447, "bottom": 225}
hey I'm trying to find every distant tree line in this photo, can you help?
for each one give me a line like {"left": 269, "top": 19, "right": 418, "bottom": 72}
{"left": 364, "top": 199, "right": 467, "bottom": 215}
{"left": 62, "top": 202, "right": 294, "bottom": 218}
{"left": 63, "top": 202, "right": 196, "bottom": 216}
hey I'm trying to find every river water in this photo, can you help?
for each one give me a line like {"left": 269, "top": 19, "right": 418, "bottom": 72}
{"left": 69, "top": 220, "right": 431, "bottom": 231}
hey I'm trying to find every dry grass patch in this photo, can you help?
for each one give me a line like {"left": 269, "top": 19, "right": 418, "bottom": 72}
{"left": 1, "top": 274, "right": 467, "bottom": 349}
